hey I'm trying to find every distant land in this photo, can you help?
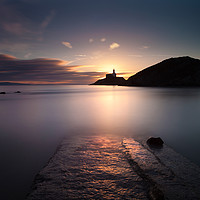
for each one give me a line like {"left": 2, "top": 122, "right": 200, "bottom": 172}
{"left": 0, "top": 82, "right": 30, "bottom": 86}
{"left": 91, "top": 56, "right": 200, "bottom": 87}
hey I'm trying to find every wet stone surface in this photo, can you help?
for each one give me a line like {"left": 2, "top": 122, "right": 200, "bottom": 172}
{"left": 123, "top": 138, "right": 200, "bottom": 200}
{"left": 27, "top": 136, "right": 149, "bottom": 200}
{"left": 27, "top": 135, "right": 200, "bottom": 200}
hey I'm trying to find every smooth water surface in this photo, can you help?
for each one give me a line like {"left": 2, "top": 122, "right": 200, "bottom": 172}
{"left": 1, "top": 85, "right": 200, "bottom": 199}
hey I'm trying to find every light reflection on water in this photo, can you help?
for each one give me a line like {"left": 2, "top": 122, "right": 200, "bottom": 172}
{"left": 1, "top": 85, "right": 200, "bottom": 199}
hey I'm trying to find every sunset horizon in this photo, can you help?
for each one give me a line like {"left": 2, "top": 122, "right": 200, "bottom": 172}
{"left": 0, "top": 53, "right": 199, "bottom": 85}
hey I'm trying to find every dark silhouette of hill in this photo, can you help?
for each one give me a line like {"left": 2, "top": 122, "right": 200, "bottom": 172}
{"left": 127, "top": 56, "right": 200, "bottom": 87}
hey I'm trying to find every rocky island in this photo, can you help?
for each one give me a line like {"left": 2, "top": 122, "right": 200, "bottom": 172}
{"left": 91, "top": 69, "right": 126, "bottom": 85}
{"left": 92, "top": 56, "right": 200, "bottom": 87}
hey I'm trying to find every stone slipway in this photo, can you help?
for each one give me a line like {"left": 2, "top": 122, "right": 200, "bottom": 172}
{"left": 123, "top": 138, "right": 200, "bottom": 199}
{"left": 26, "top": 135, "right": 200, "bottom": 200}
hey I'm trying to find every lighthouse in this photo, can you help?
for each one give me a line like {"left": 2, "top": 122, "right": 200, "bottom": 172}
{"left": 106, "top": 69, "right": 117, "bottom": 79}
{"left": 112, "top": 69, "right": 116, "bottom": 78}
{"left": 92, "top": 68, "right": 126, "bottom": 85}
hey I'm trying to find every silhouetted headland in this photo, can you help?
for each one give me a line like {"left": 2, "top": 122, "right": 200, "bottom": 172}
{"left": 91, "top": 69, "right": 126, "bottom": 85}
{"left": 127, "top": 56, "right": 200, "bottom": 87}
{"left": 91, "top": 57, "right": 200, "bottom": 87}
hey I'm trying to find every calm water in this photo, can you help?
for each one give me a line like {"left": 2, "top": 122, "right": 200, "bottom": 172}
{"left": 1, "top": 85, "right": 200, "bottom": 199}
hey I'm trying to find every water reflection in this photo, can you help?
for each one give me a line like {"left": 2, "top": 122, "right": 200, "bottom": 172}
{"left": 1, "top": 85, "right": 200, "bottom": 199}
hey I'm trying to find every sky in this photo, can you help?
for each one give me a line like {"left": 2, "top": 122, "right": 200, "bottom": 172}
{"left": 0, "top": 0, "right": 200, "bottom": 84}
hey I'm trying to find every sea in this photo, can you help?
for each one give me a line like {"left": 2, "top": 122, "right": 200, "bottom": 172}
{"left": 1, "top": 85, "right": 200, "bottom": 199}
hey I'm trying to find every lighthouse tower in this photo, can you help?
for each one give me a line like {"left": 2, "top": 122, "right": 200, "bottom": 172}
{"left": 112, "top": 69, "right": 116, "bottom": 78}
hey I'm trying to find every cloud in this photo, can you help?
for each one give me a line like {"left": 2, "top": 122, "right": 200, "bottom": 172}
{"left": 141, "top": 46, "right": 150, "bottom": 49}
{"left": 0, "top": 3, "right": 55, "bottom": 42}
{"left": 128, "top": 54, "right": 143, "bottom": 58}
{"left": 0, "top": 53, "right": 106, "bottom": 84}
{"left": 41, "top": 10, "right": 55, "bottom": 29}
{"left": 62, "top": 41, "right": 72, "bottom": 48}
{"left": 109, "top": 42, "right": 120, "bottom": 50}
{"left": 2, "top": 22, "right": 30, "bottom": 35}
{"left": 36, "top": 10, "right": 55, "bottom": 41}
{"left": 90, "top": 51, "right": 104, "bottom": 60}
{"left": 75, "top": 55, "right": 87, "bottom": 61}
{"left": 0, "top": 41, "right": 30, "bottom": 53}
{"left": 24, "top": 53, "right": 32, "bottom": 58}
{"left": 89, "top": 38, "right": 94, "bottom": 43}
{"left": 0, "top": 54, "right": 17, "bottom": 61}
{"left": 75, "top": 54, "right": 86, "bottom": 57}
{"left": 100, "top": 38, "right": 106, "bottom": 42}
{"left": 0, "top": 4, "right": 31, "bottom": 36}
